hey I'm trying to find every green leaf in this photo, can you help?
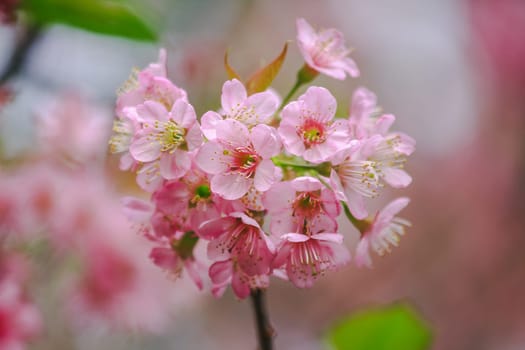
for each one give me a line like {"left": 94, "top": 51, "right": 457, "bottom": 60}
{"left": 326, "top": 303, "right": 432, "bottom": 350}
{"left": 245, "top": 42, "right": 288, "bottom": 95}
{"left": 20, "top": 0, "right": 157, "bottom": 41}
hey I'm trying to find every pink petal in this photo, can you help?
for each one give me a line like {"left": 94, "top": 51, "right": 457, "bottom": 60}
{"left": 296, "top": 18, "right": 317, "bottom": 47}
{"left": 382, "top": 168, "right": 412, "bottom": 188}
{"left": 200, "top": 111, "right": 222, "bottom": 140}
{"left": 211, "top": 173, "right": 251, "bottom": 200}
{"left": 198, "top": 216, "right": 236, "bottom": 240}
{"left": 339, "top": 57, "right": 360, "bottom": 78}
{"left": 351, "top": 87, "right": 377, "bottom": 120}
{"left": 281, "top": 233, "right": 310, "bottom": 242}
{"left": 291, "top": 176, "right": 322, "bottom": 192}
{"left": 221, "top": 79, "right": 247, "bottom": 115}
{"left": 137, "top": 100, "right": 169, "bottom": 123}
{"left": 209, "top": 260, "right": 232, "bottom": 285}
{"left": 130, "top": 133, "right": 162, "bottom": 162}
{"left": 251, "top": 124, "right": 281, "bottom": 158}
{"left": 149, "top": 247, "right": 180, "bottom": 271}
{"left": 170, "top": 99, "right": 197, "bottom": 128}
{"left": 246, "top": 91, "right": 279, "bottom": 122}
{"left": 121, "top": 197, "right": 153, "bottom": 222}
{"left": 195, "top": 142, "right": 229, "bottom": 174}
{"left": 278, "top": 124, "right": 305, "bottom": 156}
{"left": 376, "top": 197, "right": 410, "bottom": 224}
{"left": 186, "top": 124, "right": 203, "bottom": 150}
{"left": 346, "top": 191, "right": 368, "bottom": 220}
{"left": 354, "top": 237, "right": 372, "bottom": 268}
{"left": 262, "top": 181, "right": 295, "bottom": 214}
{"left": 311, "top": 233, "right": 343, "bottom": 243}
{"left": 136, "top": 162, "right": 163, "bottom": 192}
{"left": 320, "top": 187, "right": 341, "bottom": 218}
{"left": 300, "top": 86, "right": 336, "bottom": 121}
{"left": 253, "top": 159, "right": 279, "bottom": 192}
{"left": 184, "top": 260, "right": 203, "bottom": 290}
{"left": 375, "top": 114, "right": 396, "bottom": 135}
{"left": 159, "top": 150, "right": 190, "bottom": 180}
{"left": 231, "top": 271, "right": 251, "bottom": 299}
{"left": 215, "top": 119, "right": 250, "bottom": 148}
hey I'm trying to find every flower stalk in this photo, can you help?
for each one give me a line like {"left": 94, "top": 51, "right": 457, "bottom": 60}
{"left": 250, "top": 289, "right": 274, "bottom": 350}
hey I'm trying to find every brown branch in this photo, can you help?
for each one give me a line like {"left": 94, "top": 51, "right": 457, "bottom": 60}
{"left": 250, "top": 289, "right": 275, "bottom": 350}
{"left": 0, "top": 22, "right": 42, "bottom": 85}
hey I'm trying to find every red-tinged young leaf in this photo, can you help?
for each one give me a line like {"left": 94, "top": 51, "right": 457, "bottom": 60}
{"left": 224, "top": 50, "right": 241, "bottom": 81}
{"left": 245, "top": 43, "right": 288, "bottom": 95}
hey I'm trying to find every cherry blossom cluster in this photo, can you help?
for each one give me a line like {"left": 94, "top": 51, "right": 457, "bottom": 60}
{"left": 111, "top": 18, "right": 415, "bottom": 299}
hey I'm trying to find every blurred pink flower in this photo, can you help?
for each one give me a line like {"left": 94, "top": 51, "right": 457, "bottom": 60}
{"left": 0, "top": 255, "right": 41, "bottom": 350}
{"left": 36, "top": 94, "right": 111, "bottom": 164}
{"left": 279, "top": 86, "right": 349, "bottom": 163}
{"left": 201, "top": 79, "right": 279, "bottom": 140}
{"left": 354, "top": 197, "right": 411, "bottom": 268}
{"left": 296, "top": 18, "right": 359, "bottom": 80}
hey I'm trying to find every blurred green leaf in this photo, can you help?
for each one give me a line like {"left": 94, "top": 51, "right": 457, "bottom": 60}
{"left": 21, "top": 0, "right": 157, "bottom": 41}
{"left": 245, "top": 42, "right": 287, "bottom": 95}
{"left": 326, "top": 303, "right": 432, "bottom": 350}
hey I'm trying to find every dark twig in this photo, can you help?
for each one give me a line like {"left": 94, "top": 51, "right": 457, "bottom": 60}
{"left": 250, "top": 289, "right": 274, "bottom": 350}
{"left": 0, "top": 22, "right": 42, "bottom": 84}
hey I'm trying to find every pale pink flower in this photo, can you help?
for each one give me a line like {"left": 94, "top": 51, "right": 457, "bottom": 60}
{"left": 116, "top": 49, "right": 187, "bottom": 117}
{"left": 201, "top": 79, "right": 279, "bottom": 140}
{"left": 262, "top": 176, "right": 340, "bottom": 236}
{"left": 0, "top": 256, "right": 41, "bottom": 350}
{"left": 195, "top": 119, "right": 281, "bottom": 200}
{"left": 209, "top": 258, "right": 269, "bottom": 299}
{"left": 199, "top": 212, "right": 275, "bottom": 277}
{"left": 296, "top": 18, "right": 359, "bottom": 80}
{"left": 273, "top": 231, "right": 350, "bottom": 288}
{"left": 330, "top": 139, "right": 383, "bottom": 220}
{"left": 129, "top": 99, "right": 202, "bottom": 181}
{"left": 279, "top": 86, "right": 350, "bottom": 163}
{"left": 36, "top": 94, "right": 111, "bottom": 164}
{"left": 355, "top": 197, "right": 411, "bottom": 268}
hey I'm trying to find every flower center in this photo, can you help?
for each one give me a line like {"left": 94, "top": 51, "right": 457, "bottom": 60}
{"left": 292, "top": 191, "right": 322, "bottom": 218}
{"left": 154, "top": 119, "right": 185, "bottom": 152}
{"left": 228, "top": 146, "right": 260, "bottom": 177}
{"left": 300, "top": 118, "right": 326, "bottom": 146}
{"left": 337, "top": 160, "right": 382, "bottom": 198}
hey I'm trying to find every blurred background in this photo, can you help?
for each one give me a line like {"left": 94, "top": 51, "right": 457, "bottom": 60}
{"left": 1, "top": 0, "right": 525, "bottom": 349}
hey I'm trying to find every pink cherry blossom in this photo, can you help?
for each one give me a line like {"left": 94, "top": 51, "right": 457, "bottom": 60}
{"left": 355, "top": 197, "right": 411, "bottom": 268}
{"left": 279, "top": 86, "right": 350, "bottom": 163}
{"left": 273, "top": 231, "right": 350, "bottom": 288}
{"left": 296, "top": 18, "right": 359, "bottom": 80}
{"left": 116, "top": 49, "right": 187, "bottom": 117}
{"left": 195, "top": 119, "right": 281, "bottom": 200}
{"left": 129, "top": 99, "right": 202, "bottom": 182}
{"left": 199, "top": 212, "right": 275, "bottom": 277}
{"left": 209, "top": 259, "right": 270, "bottom": 299}
{"left": 201, "top": 79, "right": 279, "bottom": 140}
{"left": 262, "top": 176, "right": 340, "bottom": 236}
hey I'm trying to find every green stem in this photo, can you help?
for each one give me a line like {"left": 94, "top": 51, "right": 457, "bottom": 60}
{"left": 341, "top": 201, "right": 370, "bottom": 233}
{"left": 278, "top": 64, "right": 319, "bottom": 111}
